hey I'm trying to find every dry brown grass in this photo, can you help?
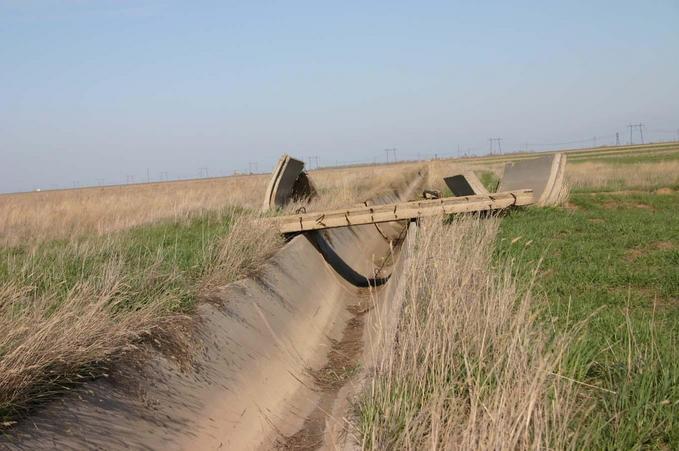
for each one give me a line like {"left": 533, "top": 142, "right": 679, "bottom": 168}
{"left": 0, "top": 260, "right": 174, "bottom": 419}
{"left": 200, "top": 213, "right": 284, "bottom": 290}
{"left": 0, "top": 176, "right": 269, "bottom": 247}
{"left": 566, "top": 160, "right": 679, "bottom": 191}
{"left": 300, "top": 163, "right": 426, "bottom": 212}
{"left": 357, "top": 217, "right": 579, "bottom": 450}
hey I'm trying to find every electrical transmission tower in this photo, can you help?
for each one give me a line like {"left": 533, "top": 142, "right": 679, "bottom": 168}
{"left": 308, "top": 156, "right": 319, "bottom": 169}
{"left": 199, "top": 167, "right": 209, "bottom": 178}
{"left": 628, "top": 123, "right": 644, "bottom": 144}
{"left": 489, "top": 138, "right": 503, "bottom": 155}
{"left": 384, "top": 148, "right": 397, "bottom": 163}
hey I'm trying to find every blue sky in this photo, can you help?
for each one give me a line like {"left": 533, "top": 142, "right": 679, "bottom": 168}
{"left": 1, "top": 0, "right": 678, "bottom": 192}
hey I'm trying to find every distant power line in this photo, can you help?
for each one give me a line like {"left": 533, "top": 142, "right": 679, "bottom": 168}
{"left": 27, "top": 121, "right": 679, "bottom": 194}
{"left": 307, "top": 156, "right": 320, "bottom": 169}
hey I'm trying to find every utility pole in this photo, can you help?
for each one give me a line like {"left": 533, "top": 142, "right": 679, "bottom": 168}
{"left": 384, "top": 148, "right": 397, "bottom": 163}
{"left": 629, "top": 124, "right": 633, "bottom": 144}
{"left": 628, "top": 123, "right": 644, "bottom": 145}
{"left": 616, "top": 132, "right": 620, "bottom": 146}
{"left": 199, "top": 167, "right": 208, "bottom": 178}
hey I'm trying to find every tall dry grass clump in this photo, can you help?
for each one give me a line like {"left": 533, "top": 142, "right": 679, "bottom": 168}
{"left": 201, "top": 212, "right": 284, "bottom": 290}
{"left": 357, "top": 217, "right": 578, "bottom": 450}
{"left": 0, "top": 260, "right": 177, "bottom": 419}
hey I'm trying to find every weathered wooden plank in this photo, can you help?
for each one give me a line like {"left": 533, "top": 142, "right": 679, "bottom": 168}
{"left": 276, "top": 189, "right": 533, "bottom": 233}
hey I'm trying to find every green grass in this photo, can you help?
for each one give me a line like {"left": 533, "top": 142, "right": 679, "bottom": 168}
{"left": 570, "top": 149, "right": 679, "bottom": 165}
{"left": 0, "top": 207, "right": 241, "bottom": 314}
{"left": 496, "top": 191, "right": 679, "bottom": 449}
{"left": 476, "top": 170, "right": 500, "bottom": 192}
{"left": 571, "top": 180, "right": 679, "bottom": 195}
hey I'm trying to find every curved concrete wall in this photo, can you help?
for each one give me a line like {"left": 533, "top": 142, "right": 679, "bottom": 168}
{"left": 498, "top": 153, "right": 566, "bottom": 206}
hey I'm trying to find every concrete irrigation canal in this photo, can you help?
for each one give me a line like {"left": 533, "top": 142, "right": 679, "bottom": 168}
{"left": 3, "top": 151, "right": 567, "bottom": 449}
{"left": 4, "top": 176, "right": 424, "bottom": 450}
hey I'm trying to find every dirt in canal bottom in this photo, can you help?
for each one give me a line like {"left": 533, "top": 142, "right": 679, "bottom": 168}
{"left": 276, "top": 292, "right": 372, "bottom": 450}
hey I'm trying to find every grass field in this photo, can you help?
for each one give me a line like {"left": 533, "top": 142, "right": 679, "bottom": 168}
{"left": 496, "top": 189, "right": 678, "bottom": 449}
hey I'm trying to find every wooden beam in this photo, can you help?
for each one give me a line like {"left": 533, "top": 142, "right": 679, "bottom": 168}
{"left": 275, "top": 189, "right": 533, "bottom": 233}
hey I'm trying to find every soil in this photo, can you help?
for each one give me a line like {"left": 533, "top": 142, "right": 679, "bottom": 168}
{"left": 276, "top": 298, "right": 371, "bottom": 450}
